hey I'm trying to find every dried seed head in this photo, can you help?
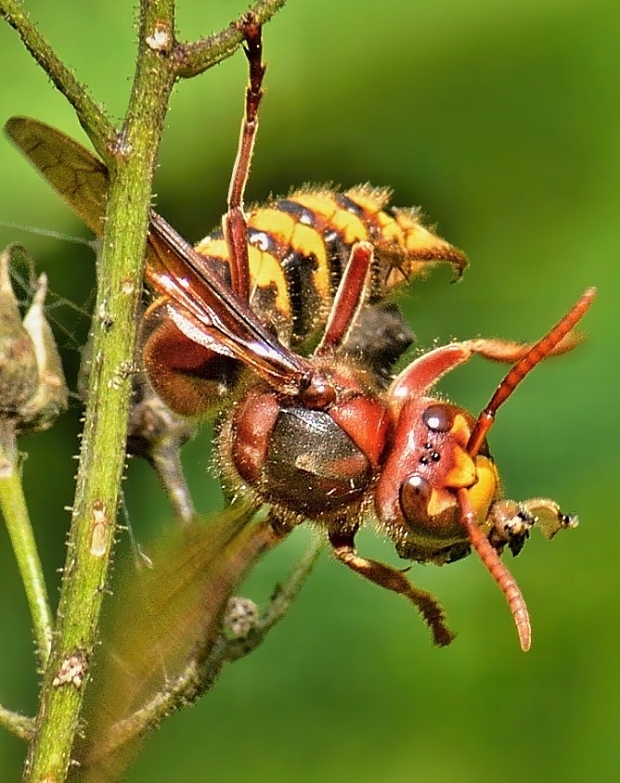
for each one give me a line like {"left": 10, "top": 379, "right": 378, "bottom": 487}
{"left": 223, "top": 596, "right": 260, "bottom": 639}
{"left": 0, "top": 246, "right": 68, "bottom": 434}
{"left": 0, "top": 247, "right": 39, "bottom": 415}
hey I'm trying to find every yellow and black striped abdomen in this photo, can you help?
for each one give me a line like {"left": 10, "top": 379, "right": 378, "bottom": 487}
{"left": 194, "top": 185, "right": 467, "bottom": 350}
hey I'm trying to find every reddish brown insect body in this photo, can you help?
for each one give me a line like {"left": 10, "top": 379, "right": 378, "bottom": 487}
{"left": 140, "top": 20, "right": 594, "bottom": 650}
{"left": 213, "top": 282, "right": 594, "bottom": 650}
{"left": 5, "top": 17, "right": 594, "bottom": 650}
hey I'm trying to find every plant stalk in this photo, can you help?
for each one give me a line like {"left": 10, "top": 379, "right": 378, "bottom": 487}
{"left": 0, "top": 421, "right": 53, "bottom": 670}
{"left": 23, "top": 2, "right": 177, "bottom": 779}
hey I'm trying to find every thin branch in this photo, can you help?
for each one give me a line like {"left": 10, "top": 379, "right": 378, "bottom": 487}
{"left": 0, "top": 704, "right": 34, "bottom": 743}
{"left": 80, "top": 645, "right": 219, "bottom": 772}
{"left": 225, "top": 534, "right": 325, "bottom": 663}
{"left": 175, "top": 0, "right": 288, "bottom": 78}
{"left": 0, "top": 426, "right": 53, "bottom": 670}
{"left": 0, "top": 246, "right": 54, "bottom": 668}
{"left": 0, "top": 0, "right": 113, "bottom": 160}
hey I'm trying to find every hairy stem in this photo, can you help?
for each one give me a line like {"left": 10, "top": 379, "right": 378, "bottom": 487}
{"left": 0, "top": 704, "right": 34, "bottom": 744}
{"left": 22, "top": 2, "right": 177, "bottom": 780}
{"left": 0, "top": 422, "right": 53, "bottom": 670}
{"left": 176, "top": 0, "right": 288, "bottom": 78}
{"left": 0, "top": 0, "right": 113, "bottom": 159}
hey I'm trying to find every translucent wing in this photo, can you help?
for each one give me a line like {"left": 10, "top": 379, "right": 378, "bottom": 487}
{"left": 5, "top": 116, "right": 315, "bottom": 393}
{"left": 145, "top": 211, "right": 315, "bottom": 392}
{"left": 5, "top": 116, "right": 109, "bottom": 236}
{"left": 78, "top": 498, "right": 277, "bottom": 781}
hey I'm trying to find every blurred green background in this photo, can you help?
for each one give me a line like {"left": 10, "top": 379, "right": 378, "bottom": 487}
{"left": 0, "top": 0, "right": 618, "bottom": 781}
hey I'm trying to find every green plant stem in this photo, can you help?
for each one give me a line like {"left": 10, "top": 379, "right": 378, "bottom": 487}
{"left": 0, "top": 704, "right": 34, "bottom": 743}
{"left": 0, "top": 0, "right": 113, "bottom": 159}
{"left": 23, "top": 2, "right": 177, "bottom": 780}
{"left": 176, "top": 0, "right": 288, "bottom": 78}
{"left": 0, "top": 422, "right": 52, "bottom": 670}
{"left": 226, "top": 533, "right": 325, "bottom": 662}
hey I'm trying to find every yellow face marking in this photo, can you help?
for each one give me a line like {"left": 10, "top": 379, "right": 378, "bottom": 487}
{"left": 426, "top": 487, "right": 457, "bottom": 519}
{"left": 450, "top": 413, "right": 472, "bottom": 448}
{"left": 468, "top": 456, "right": 499, "bottom": 524}
{"left": 425, "top": 456, "right": 498, "bottom": 524}
{"left": 442, "top": 443, "right": 477, "bottom": 488}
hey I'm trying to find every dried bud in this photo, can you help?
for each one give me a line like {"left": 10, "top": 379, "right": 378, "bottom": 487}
{"left": 223, "top": 596, "right": 260, "bottom": 639}
{"left": 0, "top": 247, "right": 39, "bottom": 415}
{"left": 19, "top": 272, "right": 69, "bottom": 432}
{"left": 0, "top": 246, "right": 68, "bottom": 434}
